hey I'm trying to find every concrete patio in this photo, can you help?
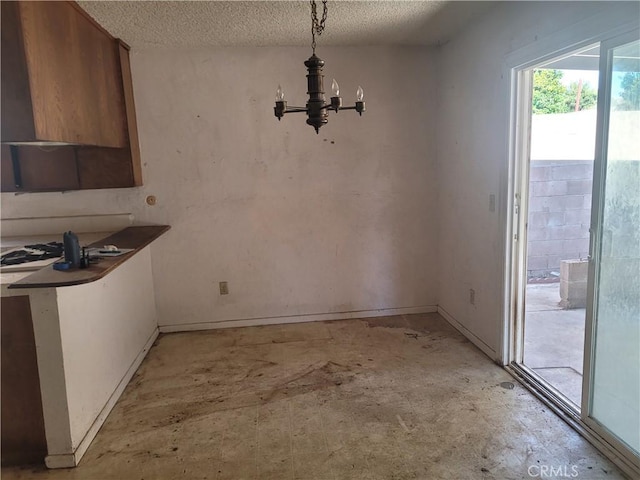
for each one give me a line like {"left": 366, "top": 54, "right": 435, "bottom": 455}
{"left": 524, "top": 283, "right": 586, "bottom": 407}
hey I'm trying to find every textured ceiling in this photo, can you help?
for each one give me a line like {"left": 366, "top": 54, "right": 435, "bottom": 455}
{"left": 77, "top": 1, "right": 495, "bottom": 48}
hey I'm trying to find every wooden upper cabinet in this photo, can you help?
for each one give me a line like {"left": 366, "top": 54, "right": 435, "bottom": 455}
{"left": 0, "top": 1, "right": 143, "bottom": 191}
{"left": 1, "top": 1, "right": 127, "bottom": 147}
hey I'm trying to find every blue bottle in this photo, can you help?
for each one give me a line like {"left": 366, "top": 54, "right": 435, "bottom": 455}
{"left": 63, "top": 231, "right": 81, "bottom": 268}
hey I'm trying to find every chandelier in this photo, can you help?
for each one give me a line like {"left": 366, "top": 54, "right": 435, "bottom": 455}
{"left": 274, "top": 0, "right": 365, "bottom": 134}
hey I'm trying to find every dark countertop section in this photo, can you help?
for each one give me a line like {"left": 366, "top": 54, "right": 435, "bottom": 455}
{"left": 7, "top": 225, "right": 170, "bottom": 289}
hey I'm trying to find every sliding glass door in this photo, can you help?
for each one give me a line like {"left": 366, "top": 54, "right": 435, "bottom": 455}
{"left": 510, "top": 28, "right": 640, "bottom": 475}
{"left": 584, "top": 32, "right": 640, "bottom": 463}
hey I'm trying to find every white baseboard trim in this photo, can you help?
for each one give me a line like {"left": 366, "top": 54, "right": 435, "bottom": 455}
{"left": 159, "top": 305, "right": 438, "bottom": 333}
{"left": 45, "top": 327, "right": 159, "bottom": 469}
{"left": 437, "top": 306, "right": 497, "bottom": 362}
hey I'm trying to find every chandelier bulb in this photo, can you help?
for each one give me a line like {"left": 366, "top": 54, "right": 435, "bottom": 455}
{"left": 356, "top": 86, "right": 364, "bottom": 102}
{"left": 331, "top": 79, "right": 340, "bottom": 97}
{"left": 276, "top": 84, "right": 285, "bottom": 102}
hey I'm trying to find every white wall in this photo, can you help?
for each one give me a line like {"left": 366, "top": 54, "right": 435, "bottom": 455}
{"left": 436, "top": 1, "right": 639, "bottom": 359}
{"left": 2, "top": 46, "right": 439, "bottom": 328}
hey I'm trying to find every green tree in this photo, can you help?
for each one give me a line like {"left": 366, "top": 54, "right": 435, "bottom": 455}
{"left": 533, "top": 69, "right": 598, "bottom": 114}
{"left": 532, "top": 69, "right": 567, "bottom": 114}
{"left": 618, "top": 72, "right": 640, "bottom": 111}
{"left": 565, "top": 80, "right": 597, "bottom": 111}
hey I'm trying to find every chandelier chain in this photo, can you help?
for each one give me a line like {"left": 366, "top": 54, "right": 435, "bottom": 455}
{"left": 310, "top": 0, "right": 328, "bottom": 54}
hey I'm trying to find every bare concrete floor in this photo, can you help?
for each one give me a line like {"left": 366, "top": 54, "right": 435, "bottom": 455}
{"left": 2, "top": 314, "right": 625, "bottom": 479}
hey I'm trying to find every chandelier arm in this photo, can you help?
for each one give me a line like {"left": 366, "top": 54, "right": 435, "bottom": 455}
{"left": 291, "top": 105, "right": 363, "bottom": 112}
{"left": 283, "top": 107, "right": 309, "bottom": 113}
{"left": 331, "top": 104, "right": 366, "bottom": 116}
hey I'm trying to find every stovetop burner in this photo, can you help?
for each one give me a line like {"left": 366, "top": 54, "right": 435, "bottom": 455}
{"left": 1, "top": 242, "right": 64, "bottom": 266}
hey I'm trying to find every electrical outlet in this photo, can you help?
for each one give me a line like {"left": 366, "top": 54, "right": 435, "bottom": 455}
{"left": 489, "top": 194, "right": 496, "bottom": 212}
{"left": 469, "top": 288, "right": 475, "bottom": 305}
{"left": 219, "top": 281, "right": 229, "bottom": 295}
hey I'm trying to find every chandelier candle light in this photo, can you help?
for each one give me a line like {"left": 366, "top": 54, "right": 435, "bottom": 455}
{"left": 274, "top": 0, "right": 365, "bottom": 133}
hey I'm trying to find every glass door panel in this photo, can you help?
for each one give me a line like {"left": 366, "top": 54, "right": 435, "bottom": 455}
{"left": 588, "top": 37, "right": 640, "bottom": 457}
{"left": 522, "top": 53, "right": 599, "bottom": 410}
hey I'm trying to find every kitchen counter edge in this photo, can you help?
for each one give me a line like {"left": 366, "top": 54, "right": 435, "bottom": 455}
{"left": 7, "top": 225, "right": 170, "bottom": 289}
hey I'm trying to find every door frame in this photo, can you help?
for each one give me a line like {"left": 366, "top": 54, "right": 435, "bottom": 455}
{"left": 508, "top": 43, "right": 598, "bottom": 411}
{"left": 502, "top": 18, "right": 640, "bottom": 479}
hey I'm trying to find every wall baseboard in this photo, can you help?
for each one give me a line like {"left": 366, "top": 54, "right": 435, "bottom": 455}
{"left": 159, "top": 305, "right": 498, "bottom": 365}
{"left": 437, "top": 306, "right": 497, "bottom": 362}
{"left": 45, "top": 327, "right": 159, "bottom": 469}
{"left": 159, "top": 305, "right": 438, "bottom": 333}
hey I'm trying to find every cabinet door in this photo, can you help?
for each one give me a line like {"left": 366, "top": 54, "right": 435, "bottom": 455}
{"left": 4, "top": 1, "right": 128, "bottom": 147}
{"left": 1, "top": 145, "right": 80, "bottom": 192}
{"left": 17, "top": 146, "right": 80, "bottom": 191}
{"left": 77, "top": 147, "right": 134, "bottom": 189}
{"left": 1, "top": 296, "right": 47, "bottom": 466}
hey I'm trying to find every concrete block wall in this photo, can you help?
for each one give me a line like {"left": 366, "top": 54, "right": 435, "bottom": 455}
{"left": 527, "top": 160, "right": 593, "bottom": 280}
